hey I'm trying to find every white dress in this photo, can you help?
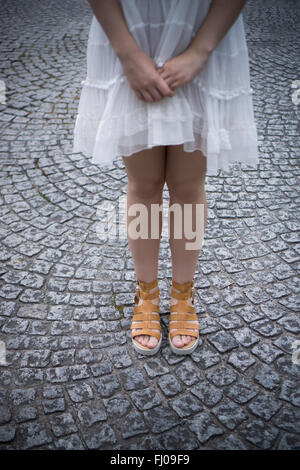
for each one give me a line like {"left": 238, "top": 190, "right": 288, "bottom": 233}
{"left": 73, "top": 0, "right": 259, "bottom": 174}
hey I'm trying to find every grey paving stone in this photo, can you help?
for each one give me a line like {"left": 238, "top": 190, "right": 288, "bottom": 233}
{"left": 191, "top": 381, "right": 223, "bottom": 407}
{"left": 0, "top": 424, "right": 16, "bottom": 443}
{"left": 235, "top": 304, "right": 264, "bottom": 323}
{"left": 11, "top": 388, "right": 36, "bottom": 406}
{"left": 0, "top": 406, "right": 11, "bottom": 425}
{"left": 143, "top": 405, "right": 180, "bottom": 434}
{"left": 216, "top": 434, "right": 248, "bottom": 450}
{"left": 157, "top": 374, "right": 182, "bottom": 397}
{"left": 103, "top": 394, "right": 132, "bottom": 419}
{"left": 212, "top": 397, "right": 248, "bottom": 430}
{"left": 251, "top": 342, "right": 284, "bottom": 364}
{"left": 232, "top": 327, "right": 260, "bottom": 347}
{"left": 227, "top": 350, "right": 256, "bottom": 372}
{"left": 161, "top": 426, "right": 199, "bottom": 450}
{"left": 188, "top": 411, "right": 224, "bottom": 444}
{"left": 247, "top": 392, "right": 282, "bottom": 421}
{"left": 82, "top": 423, "right": 117, "bottom": 449}
{"left": 273, "top": 334, "right": 298, "bottom": 355}
{"left": 225, "top": 378, "right": 259, "bottom": 404}
{"left": 118, "top": 368, "right": 147, "bottom": 391}
{"left": 170, "top": 393, "right": 203, "bottom": 418}
{"left": 278, "top": 433, "right": 300, "bottom": 450}
{"left": 278, "top": 314, "right": 300, "bottom": 334}
{"left": 250, "top": 318, "right": 282, "bottom": 337}
{"left": 17, "top": 421, "right": 52, "bottom": 449}
{"left": 77, "top": 402, "right": 107, "bottom": 427}
{"left": 46, "top": 367, "right": 70, "bottom": 383}
{"left": 90, "top": 362, "right": 113, "bottom": 377}
{"left": 108, "top": 346, "right": 133, "bottom": 368}
{"left": 254, "top": 363, "right": 282, "bottom": 390}
{"left": 143, "top": 358, "right": 169, "bottom": 378}
{"left": 190, "top": 344, "right": 221, "bottom": 368}
{"left": 124, "top": 435, "right": 165, "bottom": 451}
{"left": 49, "top": 412, "right": 78, "bottom": 437}
{"left": 54, "top": 433, "right": 85, "bottom": 450}
{"left": 239, "top": 419, "right": 280, "bottom": 449}
{"left": 273, "top": 405, "right": 300, "bottom": 434}
{"left": 275, "top": 355, "right": 300, "bottom": 380}
{"left": 130, "top": 388, "right": 161, "bottom": 411}
{"left": 42, "top": 398, "right": 66, "bottom": 414}
{"left": 206, "top": 364, "right": 238, "bottom": 387}
{"left": 279, "top": 380, "right": 300, "bottom": 407}
{"left": 15, "top": 406, "right": 38, "bottom": 423}
{"left": 119, "top": 409, "right": 148, "bottom": 439}
{"left": 93, "top": 374, "right": 121, "bottom": 398}
{"left": 208, "top": 331, "right": 239, "bottom": 353}
{"left": 175, "top": 360, "right": 202, "bottom": 386}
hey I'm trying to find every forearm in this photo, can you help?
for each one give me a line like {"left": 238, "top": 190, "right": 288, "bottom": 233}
{"left": 189, "top": 0, "right": 247, "bottom": 55}
{"left": 87, "top": 0, "right": 140, "bottom": 60}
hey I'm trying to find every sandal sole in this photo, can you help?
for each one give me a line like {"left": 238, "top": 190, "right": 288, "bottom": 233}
{"left": 168, "top": 333, "right": 199, "bottom": 355}
{"left": 132, "top": 336, "right": 162, "bottom": 356}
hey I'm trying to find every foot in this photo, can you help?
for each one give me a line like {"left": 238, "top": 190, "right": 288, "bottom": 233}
{"left": 170, "top": 285, "right": 199, "bottom": 349}
{"left": 132, "top": 284, "right": 160, "bottom": 349}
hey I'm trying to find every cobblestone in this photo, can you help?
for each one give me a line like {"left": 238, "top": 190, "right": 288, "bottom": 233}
{"left": 0, "top": 0, "right": 299, "bottom": 450}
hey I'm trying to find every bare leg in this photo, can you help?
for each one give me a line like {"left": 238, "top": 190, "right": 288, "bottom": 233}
{"left": 122, "top": 146, "right": 166, "bottom": 348}
{"left": 165, "top": 144, "right": 207, "bottom": 348}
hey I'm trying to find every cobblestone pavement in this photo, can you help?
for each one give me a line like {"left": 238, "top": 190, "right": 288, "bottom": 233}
{"left": 0, "top": 0, "right": 299, "bottom": 451}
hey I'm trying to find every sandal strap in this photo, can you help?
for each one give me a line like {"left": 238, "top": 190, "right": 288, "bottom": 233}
{"left": 134, "top": 280, "right": 160, "bottom": 303}
{"left": 169, "top": 329, "right": 199, "bottom": 340}
{"left": 169, "top": 277, "right": 199, "bottom": 340}
{"left": 133, "top": 301, "right": 159, "bottom": 315}
{"left": 131, "top": 278, "right": 161, "bottom": 343}
{"left": 170, "top": 301, "right": 196, "bottom": 316}
{"left": 170, "top": 289, "right": 192, "bottom": 301}
{"left": 132, "top": 311, "right": 160, "bottom": 321}
{"left": 172, "top": 278, "right": 194, "bottom": 292}
{"left": 137, "top": 279, "right": 158, "bottom": 290}
{"left": 132, "top": 328, "right": 161, "bottom": 341}
{"left": 135, "top": 289, "right": 160, "bottom": 303}
{"left": 131, "top": 320, "right": 161, "bottom": 331}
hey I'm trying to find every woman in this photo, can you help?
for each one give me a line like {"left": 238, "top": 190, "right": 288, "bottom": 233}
{"left": 73, "top": 0, "right": 259, "bottom": 355}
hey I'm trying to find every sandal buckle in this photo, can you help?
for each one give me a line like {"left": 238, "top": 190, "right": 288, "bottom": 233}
{"left": 191, "top": 285, "right": 195, "bottom": 304}
{"left": 134, "top": 285, "right": 140, "bottom": 304}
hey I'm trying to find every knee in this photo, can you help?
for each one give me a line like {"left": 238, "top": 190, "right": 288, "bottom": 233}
{"left": 166, "top": 175, "right": 206, "bottom": 203}
{"left": 128, "top": 176, "right": 165, "bottom": 200}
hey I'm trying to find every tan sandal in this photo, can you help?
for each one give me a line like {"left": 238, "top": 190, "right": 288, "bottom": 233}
{"left": 130, "top": 279, "right": 162, "bottom": 356}
{"left": 169, "top": 278, "right": 200, "bottom": 355}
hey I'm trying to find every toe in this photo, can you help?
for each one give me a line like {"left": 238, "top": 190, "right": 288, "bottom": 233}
{"left": 136, "top": 335, "right": 143, "bottom": 345}
{"left": 172, "top": 335, "right": 184, "bottom": 348}
{"left": 184, "top": 335, "right": 192, "bottom": 345}
{"left": 147, "top": 336, "right": 158, "bottom": 349}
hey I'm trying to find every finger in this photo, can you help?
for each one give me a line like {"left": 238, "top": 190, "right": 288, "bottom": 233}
{"left": 168, "top": 79, "right": 178, "bottom": 89}
{"left": 135, "top": 90, "right": 145, "bottom": 101}
{"left": 142, "top": 90, "right": 153, "bottom": 102}
{"left": 159, "top": 70, "right": 170, "bottom": 80}
{"left": 166, "top": 76, "right": 176, "bottom": 87}
{"left": 158, "top": 78, "right": 174, "bottom": 97}
{"left": 151, "top": 87, "right": 165, "bottom": 101}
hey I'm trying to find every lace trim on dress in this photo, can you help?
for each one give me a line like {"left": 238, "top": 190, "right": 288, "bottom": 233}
{"left": 81, "top": 77, "right": 253, "bottom": 100}
{"left": 129, "top": 20, "right": 194, "bottom": 33}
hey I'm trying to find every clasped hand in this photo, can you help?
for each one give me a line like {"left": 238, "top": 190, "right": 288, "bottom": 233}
{"left": 120, "top": 47, "right": 210, "bottom": 103}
